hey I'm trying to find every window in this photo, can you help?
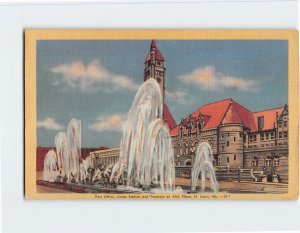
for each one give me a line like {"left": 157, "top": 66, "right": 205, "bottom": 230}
{"left": 234, "top": 137, "right": 236, "bottom": 142}
{"left": 250, "top": 134, "right": 257, "bottom": 142}
{"left": 234, "top": 154, "right": 236, "bottom": 160}
{"left": 279, "top": 132, "right": 283, "bottom": 138}
{"left": 227, "top": 141, "right": 229, "bottom": 147}
{"left": 227, "top": 157, "right": 230, "bottom": 163}
{"left": 222, "top": 145, "right": 224, "bottom": 151}
{"left": 185, "top": 160, "right": 192, "bottom": 166}
{"left": 239, "top": 132, "right": 242, "bottom": 138}
{"left": 217, "top": 157, "right": 221, "bottom": 166}
{"left": 284, "top": 121, "right": 287, "bottom": 127}
{"left": 271, "top": 132, "right": 274, "bottom": 139}
{"left": 265, "top": 159, "right": 270, "bottom": 166}
{"left": 260, "top": 133, "right": 265, "bottom": 141}
{"left": 252, "top": 158, "right": 258, "bottom": 167}
{"left": 182, "top": 144, "right": 186, "bottom": 155}
{"left": 284, "top": 132, "right": 288, "bottom": 138}
{"left": 221, "top": 134, "right": 224, "bottom": 139}
{"left": 278, "top": 121, "right": 282, "bottom": 127}
{"left": 274, "top": 158, "right": 280, "bottom": 166}
{"left": 258, "top": 116, "right": 264, "bottom": 131}
{"left": 266, "top": 133, "right": 269, "bottom": 140}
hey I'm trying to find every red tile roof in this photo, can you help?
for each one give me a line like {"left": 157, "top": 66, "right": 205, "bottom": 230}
{"left": 170, "top": 99, "right": 232, "bottom": 136}
{"left": 252, "top": 107, "right": 284, "bottom": 132}
{"left": 170, "top": 98, "right": 283, "bottom": 136}
{"left": 228, "top": 100, "right": 256, "bottom": 131}
{"left": 145, "top": 40, "right": 165, "bottom": 62}
{"left": 222, "top": 103, "right": 242, "bottom": 124}
{"left": 163, "top": 103, "right": 177, "bottom": 130}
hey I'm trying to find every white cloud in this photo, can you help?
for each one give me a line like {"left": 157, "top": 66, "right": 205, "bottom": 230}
{"left": 37, "top": 118, "right": 64, "bottom": 130}
{"left": 111, "top": 75, "right": 139, "bottom": 91}
{"left": 88, "top": 113, "right": 127, "bottom": 132}
{"left": 166, "top": 90, "right": 188, "bottom": 104}
{"left": 50, "top": 60, "right": 138, "bottom": 92}
{"left": 179, "top": 65, "right": 259, "bottom": 91}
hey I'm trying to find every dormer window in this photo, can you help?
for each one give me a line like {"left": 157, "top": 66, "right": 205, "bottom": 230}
{"left": 258, "top": 116, "right": 264, "bottom": 131}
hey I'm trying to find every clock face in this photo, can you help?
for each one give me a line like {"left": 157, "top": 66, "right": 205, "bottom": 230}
{"left": 157, "top": 77, "right": 161, "bottom": 83}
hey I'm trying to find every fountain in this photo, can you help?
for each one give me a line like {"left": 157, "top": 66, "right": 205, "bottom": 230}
{"left": 42, "top": 118, "right": 82, "bottom": 183}
{"left": 80, "top": 157, "right": 91, "bottom": 182}
{"left": 67, "top": 118, "right": 81, "bottom": 183}
{"left": 55, "top": 132, "right": 69, "bottom": 182}
{"left": 191, "top": 142, "right": 219, "bottom": 193}
{"left": 111, "top": 78, "right": 175, "bottom": 191}
{"left": 41, "top": 79, "right": 176, "bottom": 193}
{"left": 140, "top": 118, "right": 175, "bottom": 191}
{"left": 43, "top": 149, "right": 59, "bottom": 182}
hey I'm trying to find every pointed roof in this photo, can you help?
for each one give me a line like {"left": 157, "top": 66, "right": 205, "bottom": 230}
{"left": 145, "top": 40, "right": 165, "bottom": 63}
{"left": 222, "top": 102, "right": 242, "bottom": 125}
{"left": 227, "top": 100, "right": 256, "bottom": 131}
{"left": 150, "top": 39, "right": 157, "bottom": 49}
{"left": 163, "top": 103, "right": 177, "bottom": 130}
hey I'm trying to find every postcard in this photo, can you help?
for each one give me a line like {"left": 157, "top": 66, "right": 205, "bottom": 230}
{"left": 25, "top": 30, "right": 298, "bottom": 199}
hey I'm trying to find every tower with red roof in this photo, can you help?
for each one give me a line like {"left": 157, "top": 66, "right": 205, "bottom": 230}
{"left": 144, "top": 40, "right": 177, "bottom": 130}
{"left": 144, "top": 40, "right": 166, "bottom": 101}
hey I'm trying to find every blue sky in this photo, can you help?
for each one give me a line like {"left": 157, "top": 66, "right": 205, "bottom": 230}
{"left": 37, "top": 40, "right": 288, "bottom": 148}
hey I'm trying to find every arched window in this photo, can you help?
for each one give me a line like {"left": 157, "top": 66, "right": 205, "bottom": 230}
{"left": 178, "top": 143, "right": 182, "bottom": 156}
{"left": 182, "top": 143, "right": 187, "bottom": 155}
{"left": 193, "top": 140, "right": 198, "bottom": 147}
{"left": 188, "top": 141, "right": 192, "bottom": 155}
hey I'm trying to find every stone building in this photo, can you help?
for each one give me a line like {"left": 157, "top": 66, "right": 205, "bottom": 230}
{"left": 89, "top": 148, "right": 120, "bottom": 168}
{"left": 169, "top": 99, "right": 289, "bottom": 183}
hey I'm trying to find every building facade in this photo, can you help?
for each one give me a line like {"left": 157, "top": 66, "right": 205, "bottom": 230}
{"left": 89, "top": 148, "right": 120, "bottom": 168}
{"left": 170, "top": 99, "right": 289, "bottom": 183}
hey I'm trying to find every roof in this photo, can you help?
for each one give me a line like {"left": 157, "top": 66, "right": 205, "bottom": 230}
{"left": 163, "top": 103, "right": 177, "bottom": 130}
{"left": 170, "top": 98, "right": 284, "bottom": 136}
{"left": 170, "top": 99, "right": 232, "bottom": 136}
{"left": 252, "top": 107, "right": 284, "bottom": 132}
{"left": 223, "top": 100, "right": 256, "bottom": 131}
{"left": 145, "top": 40, "right": 165, "bottom": 62}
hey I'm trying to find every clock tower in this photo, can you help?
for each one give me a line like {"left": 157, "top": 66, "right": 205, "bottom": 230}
{"left": 144, "top": 40, "right": 166, "bottom": 101}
